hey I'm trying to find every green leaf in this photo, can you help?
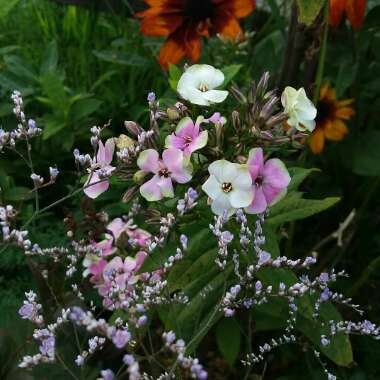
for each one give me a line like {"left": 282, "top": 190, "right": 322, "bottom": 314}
{"left": 287, "top": 167, "right": 319, "bottom": 192}
{"left": 221, "top": 64, "right": 242, "bottom": 87}
{"left": 0, "top": 0, "right": 21, "bottom": 18}
{"left": 3, "top": 186, "right": 33, "bottom": 201}
{"left": 216, "top": 318, "right": 241, "bottom": 367}
{"left": 43, "top": 117, "right": 66, "bottom": 140}
{"left": 268, "top": 196, "right": 340, "bottom": 225}
{"left": 40, "top": 40, "right": 58, "bottom": 75}
{"left": 296, "top": 0, "right": 326, "bottom": 25}
{"left": 4, "top": 55, "right": 37, "bottom": 82}
{"left": 39, "top": 72, "right": 68, "bottom": 115}
{"left": 69, "top": 98, "right": 101, "bottom": 121}
{"left": 297, "top": 301, "right": 353, "bottom": 366}
{"left": 168, "top": 63, "right": 182, "bottom": 90}
{"left": 93, "top": 50, "right": 148, "bottom": 66}
{"left": 351, "top": 131, "right": 380, "bottom": 176}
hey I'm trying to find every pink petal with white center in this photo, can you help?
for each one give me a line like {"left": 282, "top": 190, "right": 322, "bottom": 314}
{"left": 263, "top": 159, "right": 291, "bottom": 189}
{"left": 140, "top": 175, "right": 163, "bottom": 201}
{"left": 107, "top": 218, "right": 126, "bottom": 240}
{"left": 246, "top": 186, "right": 267, "bottom": 214}
{"left": 97, "top": 139, "right": 115, "bottom": 164}
{"left": 247, "top": 148, "right": 264, "bottom": 180}
{"left": 187, "top": 130, "right": 208, "bottom": 154}
{"left": 262, "top": 183, "right": 287, "bottom": 206}
{"left": 84, "top": 172, "right": 109, "bottom": 199}
{"left": 123, "top": 257, "right": 137, "bottom": 272}
{"left": 165, "top": 134, "right": 185, "bottom": 150}
{"left": 162, "top": 148, "right": 192, "bottom": 184}
{"left": 135, "top": 251, "right": 148, "bottom": 272}
{"left": 175, "top": 117, "right": 195, "bottom": 134}
{"left": 137, "top": 149, "right": 160, "bottom": 173}
{"left": 104, "top": 138, "right": 115, "bottom": 164}
{"left": 157, "top": 176, "right": 174, "bottom": 198}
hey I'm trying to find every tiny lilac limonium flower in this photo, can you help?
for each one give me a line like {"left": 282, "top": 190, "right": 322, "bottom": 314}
{"left": 84, "top": 139, "right": 115, "bottom": 199}
{"left": 202, "top": 160, "right": 253, "bottom": 217}
{"left": 245, "top": 148, "right": 291, "bottom": 214}
{"left": 165, "top": 116, "right": 208, "bottom": 156}
{"left": 137, "top": 148, "right": 192, "bottom": 201}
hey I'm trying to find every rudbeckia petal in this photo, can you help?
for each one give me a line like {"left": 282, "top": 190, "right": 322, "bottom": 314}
{"left": 158, "top": 31, "right": 187, "bottom": 68}
{"left": 329, "top": 0, "right": 346, "bottom": 27}
{"left": 335, "top": 107, "right": 355, "bottom": 120}
{"left": 346, "top": 0, "right": 366, "bottom": 29}
{"left": 309, "top": 128, "right": 326, "bottom": 154}
{"left": 325, "top": 119, "right": 348, "bottom": 141}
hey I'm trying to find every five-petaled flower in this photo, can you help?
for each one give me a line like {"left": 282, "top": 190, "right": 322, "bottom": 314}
{"left": 202, "top": 160, "right": 253, "bottom": 216}
{"left": 281, "top": 87, "right": 317, "bottom": 132}
{"left": 137, "top": 148, "right": 193, "bottom": 201}
{"left": 246, "top": 148, "right": 291, "bottom": 214}
{"left": 165, "top": 116, "right": 208, "bottom": 155}
{"left": 177, "top": 64, "right": 229, "bottom": 106}
{"left": 329, "top": 0, "right": 366, "bottom": 29}
{"left": 84, "top": 139, "right": 115, "bottom": 199}
{"left": 309, "top": 83, "right": 354, "bottom": 154}
{"left": 137, "top": 0, "right": 255, "bottom": 69}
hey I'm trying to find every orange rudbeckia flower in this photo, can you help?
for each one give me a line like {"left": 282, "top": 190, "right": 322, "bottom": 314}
{"left": 329, "top": 0, "right": 366, "bottom": 29}
{"left": 309, "top": 84, "right": 355, "bottom": 154}
{"left": 137, "top": 0, "right": 255, "bottom": 69}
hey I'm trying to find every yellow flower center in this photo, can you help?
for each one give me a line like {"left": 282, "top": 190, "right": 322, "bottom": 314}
{"left": 199, "top": 83, "right": 209, "bottom": 92}
{"left": 222, "top": 182, "right": 233, "bottom": 193}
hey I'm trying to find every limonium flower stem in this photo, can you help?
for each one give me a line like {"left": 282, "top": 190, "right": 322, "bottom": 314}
{"left": 313, "top": 2, "right": 329, "bottom": 104}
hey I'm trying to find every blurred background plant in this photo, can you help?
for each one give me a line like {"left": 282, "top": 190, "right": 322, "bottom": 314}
{"left": 1, "top": 0, "right": 380, "bottom": 379}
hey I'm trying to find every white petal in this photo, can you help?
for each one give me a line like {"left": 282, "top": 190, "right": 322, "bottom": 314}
{"left": 232, "top": 165, "right": 252, "bottom": 190}
{"left": 178, "top": 85, "right": 209, "bottom": 106}
{"left": 229, "top": 188, "right": 254, "bottom": 208}
{"left": 202, "top": 175, "right": 223, "bottom": 200}
{"left": 202, "top": 90, "right": 229, "bottom": 104}
{"left": 211, "top": 193, "right": 234, "bottom": 216}
{"left": 183, "top": 64, "right": 225, "bottom": 88}
{"left": 300, "top": 118, "right": 316, "bottom": 132}
{"left": 208, "top": 160, "right": 237, "bottom": 183}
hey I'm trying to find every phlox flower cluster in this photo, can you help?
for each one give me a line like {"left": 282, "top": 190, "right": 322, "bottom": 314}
{"left": 0, "top": 67, "right": 377, "bottom": 380}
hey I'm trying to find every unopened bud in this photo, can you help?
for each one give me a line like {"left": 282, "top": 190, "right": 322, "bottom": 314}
{"left": 167, "top": 107, "right": 180, "bottom": 121}
{"left": 124, "top": 121, "right": 141, "bottom": 136}
{"left": 133, "top": 170, "right": 147, "bottom": 184}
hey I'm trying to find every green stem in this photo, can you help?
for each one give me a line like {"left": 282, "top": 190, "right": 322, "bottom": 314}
{"left": 313, "top": 3, "right": 329, "bottom": 104}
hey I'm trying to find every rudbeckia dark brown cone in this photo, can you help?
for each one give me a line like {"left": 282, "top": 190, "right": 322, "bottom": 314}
{"left": 137, "top": 0, "right": 255, "bottom": 69}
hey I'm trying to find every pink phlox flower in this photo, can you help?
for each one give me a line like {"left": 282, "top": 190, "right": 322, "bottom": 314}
{"left": 246, "top": 148, "right": 291, "bottom": 214}
{"left": 165, "top": 116, "right": 208, "bottom": 156}
{"left": 204, "top": 112, "right": 227, "bottom": 126}
{"left": 137, "top": 148, "right": 192, "bottom": 201}
{"left": 106, "top": 218, "right": 151, "bottom": 248}
{"left": 84, "top": 139, "right": 115, "bottom": 199}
